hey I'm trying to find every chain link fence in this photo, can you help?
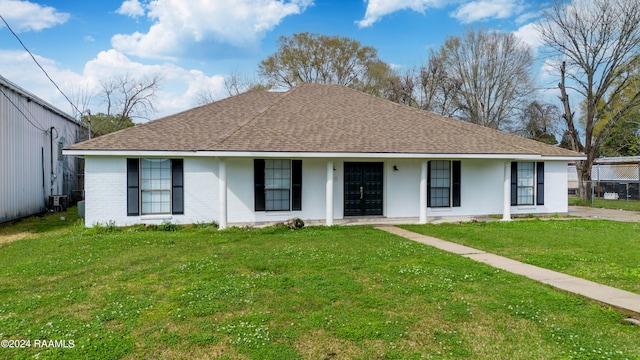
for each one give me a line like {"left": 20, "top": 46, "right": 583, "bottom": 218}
{"left": 569, "top": 163, "right": 640, "bottom": 201}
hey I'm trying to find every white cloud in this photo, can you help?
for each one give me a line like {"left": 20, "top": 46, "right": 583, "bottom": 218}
{"left": 116, "top": 0, "right": 146, "bottom": 18}
{"left": 357, "top": 0, "right": 447, "bottom": 28}
{"left": 515, "top": 10, "right": 540, "bottom": 24}
{"left": 83, "top": 50, "right": 227, "bottom": 118}
{"left": 513, "top": 22, "right": 542, "bottom": 50}
{"left": 0, "top": 49, "right": 227, "bottom": 119}
{"left": 111, "top": 0, "right": 312, "bottom": 59}
{"left": 0, "top": 0, "right": 69, "bottom": 32}
{"left": 451, "top": 0, "right": 525, "bottom": 23}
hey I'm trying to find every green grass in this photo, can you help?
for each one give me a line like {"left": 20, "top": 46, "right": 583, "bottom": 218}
{"left": 402, "top": 220, "right": 640, "bottom": 295}
{"left": 0, "top": 211, "right": 638, "bottom": 359}
{"left": 569, "top": 196, "right": 640, "bottom": 211}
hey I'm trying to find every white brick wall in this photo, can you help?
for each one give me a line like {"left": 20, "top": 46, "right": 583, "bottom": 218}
{"left": 83, "top": 156, "right": 570, "bottom": 227}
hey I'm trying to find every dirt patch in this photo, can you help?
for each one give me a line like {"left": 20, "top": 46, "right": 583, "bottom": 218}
{"left": 0, "top": 232, "right": 33, "bottom": 245}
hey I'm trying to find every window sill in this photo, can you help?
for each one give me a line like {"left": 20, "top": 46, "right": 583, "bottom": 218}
{"left": 264, "top": 211, "right": 295, "bottom": 216}
{"left": 141, "top": 214, "right": 173, "bottom": 221}
{"left": 515, "top": 206, "right": 536, "bottom": 210}
{"left": 429, "top": 208, "right": 452, "bottom": 212}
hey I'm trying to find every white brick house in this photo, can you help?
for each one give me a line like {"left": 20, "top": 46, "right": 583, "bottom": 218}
{"left": 64, "top": 84, "right": 584, "bottom": 228}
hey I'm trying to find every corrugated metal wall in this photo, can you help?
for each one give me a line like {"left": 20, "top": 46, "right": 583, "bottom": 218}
{"left": 0, "top": 81, "right": 83, "bottom": 223}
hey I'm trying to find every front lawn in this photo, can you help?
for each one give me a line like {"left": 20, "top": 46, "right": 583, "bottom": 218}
{"left": 569, "top": 196, "right": 640, "bottom": 211}
{"left": 402, "top": 220, "right": 640, "bottom": 294}
{"left": 0, "top": 212, "right": 638, "bottom": 359}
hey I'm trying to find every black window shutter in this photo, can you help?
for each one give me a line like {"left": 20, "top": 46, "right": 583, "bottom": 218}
{"left": 172, "top": 159, "right": 184, "bottom": 214}
{"left": 426, "top": 161, "right": 431, "bottom": 208}
{"left": 254, "top": 159, "right": 265, "bottom": 211}
{"left": 510, "top": 162, "right": 518, "bottom": 206}
{"left": 126, "top": 158, "right": 139, "bottom": 216}
{"left": 292, "top": 160, "right": 302, "bottom": 211}
{"left": 452, "top": 161, "right": 461, "bottom": 207}
{"left": 536, "top": 162, "right": 545, "bottom": 205}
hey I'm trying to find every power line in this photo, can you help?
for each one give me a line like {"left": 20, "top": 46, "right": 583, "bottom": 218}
{"left": 0, "top": 86, "right": 47, "bottom": 132}
{"left": 0, "top": 13, "right": 82, "bottom": 116}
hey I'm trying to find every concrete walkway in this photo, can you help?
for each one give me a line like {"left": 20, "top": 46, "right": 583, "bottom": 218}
{"left": 376, "top": 225, "right": 640, "bottom": 316}
{"left": 569, "top": 205, "right": 640, "bottom": 222}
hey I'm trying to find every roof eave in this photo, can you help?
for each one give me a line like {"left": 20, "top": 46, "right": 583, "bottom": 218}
{"left": 63, "top": 149, "right": 586, "bottom": 161}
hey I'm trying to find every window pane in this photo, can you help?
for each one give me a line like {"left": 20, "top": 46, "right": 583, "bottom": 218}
{"left": 265, "top": 189, "right": 290, "bottom": 211}
{"left": 430, "top": 188, "right": 450, "bottom": 207}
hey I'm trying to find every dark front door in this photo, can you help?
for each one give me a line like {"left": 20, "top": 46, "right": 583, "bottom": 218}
{"left": 344, "top": 162, "right": 383, "bottom": 216}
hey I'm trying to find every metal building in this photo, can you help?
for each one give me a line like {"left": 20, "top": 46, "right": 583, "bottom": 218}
{"left": 0, "top": 75, "right": 84, "bottom": 223}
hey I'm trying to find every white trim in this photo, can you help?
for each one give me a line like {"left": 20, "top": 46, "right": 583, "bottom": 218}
{"left": 419, "top": 161, "right": 427, "bottom": 224}
{"left": 219, "top": 159, "right": 227, "bottom": 229}
{"left": 64, "top": 149, "right": 585, "bottom": 161}
{"left": 326, "top": 161, "right": 334, "bottom": 226}
{"left": 502, "top": 161, "right": 512, "bottom": 221}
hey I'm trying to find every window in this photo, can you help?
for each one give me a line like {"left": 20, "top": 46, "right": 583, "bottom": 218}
{"left": 430, "top": 160, "right": 451, "bottom": 207}
{"left": 427, "top": 160, "right": 461, "bottom": 208}
{"left": 516, "top": 162, "right": 534, "bottom": 205}
{"left": 265, "top": 159, "right": 291, "bottom": 211}
{"left": 511, "top": 162, "right": 544, "bottom": 206}
{"left": 254, "top": 159, "right": 302, "bottom": 211}
{"left": 127, "top": 158, "right": 183, "bottom": 216}
{"left": 141, "top": 159, "right": 172, "bottom": 214}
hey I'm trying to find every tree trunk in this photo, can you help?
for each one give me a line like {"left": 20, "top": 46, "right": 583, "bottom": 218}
{"left": 576, "top": 160, "right": 593, "bottom": 202}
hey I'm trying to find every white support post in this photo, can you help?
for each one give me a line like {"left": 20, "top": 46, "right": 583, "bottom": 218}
{"left": 502, "top": 161, "right": 511, "bottom": 221}
{"left": 419, "top": 160, "right": 428, "bottom": 224}
{"left": 219, "top": 158, "right": 228, "bottom": 229}
{"left": 326, "top": 160, "right": 334, "bottom": 226}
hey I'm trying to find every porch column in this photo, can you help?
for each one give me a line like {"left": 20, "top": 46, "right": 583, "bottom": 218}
{"left": 502, "top": 161, "right": 511, "bottom": 221}
{"left": 326, "top": 160, "right": 334, "bottom": 226}
{"left": 219, "top": 158, "right": 228, "bottom": 229}
{"left": 419, "top": 160, "right": 428, "bottom": 224}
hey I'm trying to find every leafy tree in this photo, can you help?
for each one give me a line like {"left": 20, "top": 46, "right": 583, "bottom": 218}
{"left": 430, "top": 28, "right": 535, "bottom": 130}
{"left": 517, "top": 101, "right": 560, "bottom": 145}
{"left": 598, "top": 119, "right": 640, "bottom": 157}
{"left": 81, "top": 112, "right": 134, "bottom": 137}
{"left": 258, "top": 32, "right": 391, "bottom": 93}
{"left": 537, "top": 0, "right": 640, "bottom": 201}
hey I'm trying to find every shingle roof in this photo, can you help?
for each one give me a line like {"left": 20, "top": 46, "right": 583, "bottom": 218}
{"left": 67, "top": 83, "right": 583, "bottom": 158}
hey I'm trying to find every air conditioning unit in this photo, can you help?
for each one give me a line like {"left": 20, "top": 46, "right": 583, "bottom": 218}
{"left": 49, "top": 195, "right": 68, "bottom": 212}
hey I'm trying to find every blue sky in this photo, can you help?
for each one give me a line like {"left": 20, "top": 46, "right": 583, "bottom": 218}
{"left": 0, "top": 0, "right": 550, "bottom": 120}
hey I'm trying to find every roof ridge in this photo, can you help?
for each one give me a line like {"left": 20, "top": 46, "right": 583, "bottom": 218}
{"left": 204, "top": 86, "right": 296, "bottom": 149}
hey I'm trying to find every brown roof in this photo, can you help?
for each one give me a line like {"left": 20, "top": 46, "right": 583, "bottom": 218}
{"left": 67, "top": 83, "right": 583, "bottom": 158}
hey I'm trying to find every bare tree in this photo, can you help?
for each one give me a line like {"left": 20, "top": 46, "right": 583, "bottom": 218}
{"left": 100, "top": 73, "right": 162, "bottom": 123}
{"left": 418, "top": 52, "right": 463, "bottom": 117}
{"left": 383, "top": 69, "right": 418, "bottom": 107}
{"left": 537, "top": 0, "right": 640, "bottom": 201}
{"left": 66, "top": 85, "right": 93, "bottom": 119}
{"left": 432, "top": 28, "right": 534, "bottom": 130}
{"left": 192, "top": 70, "right": 272, "bottom": 107}
{"left": 192, "top": 89, "right": 217, "bottom": 107}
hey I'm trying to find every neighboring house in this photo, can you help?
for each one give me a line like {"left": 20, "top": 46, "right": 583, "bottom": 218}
{"left": 64, "top": 83, "right": 584, "bottom": 228}
{"left": 0, "top": 76, "right": 84, "bottom": 223}
{"left": 568, "top": 156, "right": 640, "bottom": 199}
